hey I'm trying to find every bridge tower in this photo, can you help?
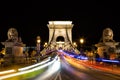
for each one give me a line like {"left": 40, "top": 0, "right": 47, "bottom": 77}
{"left": 47, "top": 21, "right": 73, "bottom": 50}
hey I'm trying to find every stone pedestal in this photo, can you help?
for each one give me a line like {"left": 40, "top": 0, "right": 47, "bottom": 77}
{"left": 2, "top": 42, "right": 25, "bottom": 56}
{"left": 1, "top": 41, "right": 25, "bottom": 64}
{"left": 95, "top": 42, "right": 119, "bottom": 58}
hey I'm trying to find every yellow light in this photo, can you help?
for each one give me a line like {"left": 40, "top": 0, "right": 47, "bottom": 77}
{"left": 80, "top": 38, "right": 84, "bottom": 44}
{"left": 44, "top": 42, "right": 48, "bottom": 47}
{"left": 37, "top": 36, "right": 41, "bottom": 43}
{"left": 73, "top": 42, "right": 76, "bottom": 45}
{"left": 37, "top": 40, "right": 41, "bottom": 43}
{"left": 45, "top": 42, "right": 47, "bottom": 45}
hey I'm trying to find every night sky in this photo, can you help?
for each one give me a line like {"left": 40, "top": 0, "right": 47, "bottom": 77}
{"left": 0, "top": 1, "right": 120, "bottom": 48}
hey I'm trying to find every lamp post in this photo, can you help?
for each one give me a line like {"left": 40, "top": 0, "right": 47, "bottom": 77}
{"left": 80, "top": 38, "right": 84, "bottom": 52}
{"left": 36, "top": 36, "right": 41, "bottom": 54}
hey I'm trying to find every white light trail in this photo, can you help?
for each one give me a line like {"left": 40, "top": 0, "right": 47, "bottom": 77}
{"left": 0, "top": 70, "right": 16, "bottom": 75}
{"left": 35, "top": 57, "right": 61, "bottom": 80}
{"left": 18, "top": 57, "right": 50, "bottom": 71}
{"left": 0, "top": 57, "right": 50, "bottom": 75}
{"left": 0, "top": 56, "right": 58, "bottom": 80}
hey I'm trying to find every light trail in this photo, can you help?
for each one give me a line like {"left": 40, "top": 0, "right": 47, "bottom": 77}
{"left": 0, "top": 56, "right": 58, "bottom": 80}
{"left": 0, "top": 57, "right": 50, "bottom": 75}
{"left": 18, "top": 57, "right": 51, "bottom": 71}
{"left": 0, "top": 70, "right": 16, "bottom": 75}
{"left": 34, "top": 56, "right": 61, "bottom": 80}
{"left": 102, "top": 59, "right": 119, "bottom": 63}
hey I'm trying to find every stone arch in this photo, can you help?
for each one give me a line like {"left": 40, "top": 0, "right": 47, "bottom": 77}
{"left": 47, "top": 21, "right": 73, "bottom": 49}
{"left": 56, "top": 36, "right": 65, "bottom": 42}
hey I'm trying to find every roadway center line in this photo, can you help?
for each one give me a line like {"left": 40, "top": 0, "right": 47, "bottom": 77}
{"left": 54, "top": 71, "right": 62, "bottom": 80}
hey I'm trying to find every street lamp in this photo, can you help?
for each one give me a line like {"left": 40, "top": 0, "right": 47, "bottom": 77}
{"left": 36, "top": 36, "right": 41, "bottom": 54}
{"left": 80, "top": 38, "right": 84, "bottom": 51}
{"left": 79, "top": 38, "right": 85, "bottom": 55}
{"left": 37, "top": 36, "right": 41, "bottom": 43}
{"left": 37, "top": 39, "right": 41, "bottom": 43}
{"left": 80, "top": 38, "right": 84, "bottom": 44}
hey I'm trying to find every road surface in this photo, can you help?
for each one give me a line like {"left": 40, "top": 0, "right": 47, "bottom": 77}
{"left": 30, "top": 55, "right": 120, "bottom": 80}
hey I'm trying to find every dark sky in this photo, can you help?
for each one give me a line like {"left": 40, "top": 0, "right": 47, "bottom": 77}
{"left": 0, "top": 1, "right": 120, "bottom": 48}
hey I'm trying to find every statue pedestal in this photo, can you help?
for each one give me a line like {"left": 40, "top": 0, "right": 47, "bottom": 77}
{"left": 1, "top": 41, "right": 25, "bottom": 64}
{"left": 95, "top": 42, "right": 119, "bottom": 58}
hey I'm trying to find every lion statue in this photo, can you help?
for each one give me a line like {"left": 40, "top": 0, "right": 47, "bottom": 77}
{"left": 103, "top": 28, "right": 114, "bottom": 42}
{"left": 7, "top": 28, "right": 18, "bottom": 41}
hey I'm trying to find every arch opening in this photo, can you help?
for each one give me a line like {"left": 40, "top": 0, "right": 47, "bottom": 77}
{"left": 56, "top": 36, "right": 65, "bottom": 42}
{"left": 56, "top": 36, "right": 65, "bottom": 50}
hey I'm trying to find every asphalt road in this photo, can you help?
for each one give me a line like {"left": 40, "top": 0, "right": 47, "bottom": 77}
{"left": 30, "top": 56, "right": 120, "bottom": 80}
